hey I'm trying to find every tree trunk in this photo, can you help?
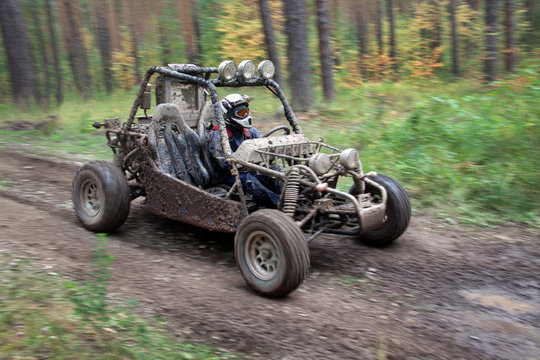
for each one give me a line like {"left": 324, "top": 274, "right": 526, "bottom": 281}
{"left": 29, "top": 0, "right": 51, "bottom": 106}
{"left": 283, "top": 0, "right": 314, "bottom": 112}
{"left": 57, "top": 0, "right": 91, "bottom": 97}
{"left": 121, "top": 0, "right": 141, "bottom": 82}
{"left": 429, "top": 0, "right": 442, "bottom": 63}
{"left": 258, "top": 0, "right": 283, "bottom": 85}
{"left": 315, "top": 0, "right": 336, "bottom": 100}
{"left": 376, "top": 0, "right": 384, "bottom": 55}
{"left": 355, "top": 0, "right": 368, "bottom": 77}
{"left": 386, "top": 0, "right": 398, "bottom": 74}
{"left": 466, "top": 0, "right": 481, "bottom": 10}
{"left": 503, "top": 0, "right": 516, "bottom": 72}
{"left": 450, "top": 0, "right": 460, "bottom": 75}
{"left": 106, "top": 0, "right": 121, "bottom": 52}
{"left": 178, "top": 0, "right": 196, "bottom": 64}
{"left": 484, "top": 0, "right": 498, "bottom": 82}
{"left": 0, "top": 0, "right": 38, "bottom": 108}
{"left": 191, "top": 0, "right": 203, "bottom": 64}
{"left": 92, "top": 0, "right": 113, "bottom": 93}
{"left": 44, "top": 0, "right": 63, "bottom": 104}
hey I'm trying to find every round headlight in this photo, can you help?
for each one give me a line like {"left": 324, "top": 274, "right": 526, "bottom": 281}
{"left": 218, "top": 60, "right": 237, "bottom": 81}
{"left": 309, "top": 153, "right": 332, "bottom": 176}
{"left": 257, "top": 60, "right": 275, "bottom": 79}
{"left": 238, "top": 60, "right": 256, "bottom": 80}
{"left": 339, "top": 148, "right": 360, "bottom": 170}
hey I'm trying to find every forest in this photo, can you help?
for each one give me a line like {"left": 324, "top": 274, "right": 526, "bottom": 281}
{"left": 0, "top": 0, "right": 539, "bottom": 223}
{"left": 0, "top": 0, "right": 538, "bottom": 107}
{"left": 0, "top": 1, "right": 539, "bottom": 359}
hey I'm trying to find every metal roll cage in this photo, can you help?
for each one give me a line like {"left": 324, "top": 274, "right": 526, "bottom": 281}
{"left": 125, "top": 65, "right": 302, "bottom": 164}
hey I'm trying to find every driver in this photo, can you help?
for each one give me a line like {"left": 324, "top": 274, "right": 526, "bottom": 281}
{"left": 209, "top": 93, "right": 282, "bottom": 208}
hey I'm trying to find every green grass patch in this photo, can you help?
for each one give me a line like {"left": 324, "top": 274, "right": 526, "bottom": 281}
{"left": 0, "top": 237, "right": 239, "bottom": 359}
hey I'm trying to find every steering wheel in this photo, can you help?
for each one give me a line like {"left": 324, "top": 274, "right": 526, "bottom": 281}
{"left": 263, "top": 125, "right": 291, "bottom": 137}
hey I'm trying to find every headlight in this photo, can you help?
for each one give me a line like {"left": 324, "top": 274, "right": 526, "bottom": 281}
{"left": 257, "top": 60, "right": 275, "bottom": 79}
{"left": 238, "top": 60, "right": 256, "bottom": 80}
{"left": 339, "top": 148, "right": 360, "bottom": 170}
{"left": 218, "top": 60, "right": 237, "bottom": 81}
{"left": 309, "top": 153, "right": 331, "bottom": 176}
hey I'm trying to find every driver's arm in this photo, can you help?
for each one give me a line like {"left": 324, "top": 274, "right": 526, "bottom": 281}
{"left": 209, "top": 130, "right": 230, "bottom": 169}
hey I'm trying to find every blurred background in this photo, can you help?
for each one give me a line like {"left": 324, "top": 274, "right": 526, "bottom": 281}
{"left": 0, "top": 0, "right": 538, "bottom": 106}
{"left": 0, "top": 3, "right": 539, "bottom": 358}
{"left": 0, "top": 0, "right": 538, "bottom": 223}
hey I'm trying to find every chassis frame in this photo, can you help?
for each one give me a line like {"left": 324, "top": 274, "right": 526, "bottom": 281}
{"left": 99, "top": 64, "right": 388, "bottom": 238}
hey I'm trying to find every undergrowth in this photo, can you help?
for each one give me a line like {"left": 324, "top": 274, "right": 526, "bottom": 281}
{"left": 311, "top": 66, "right": 539, "bottom": 225}
{"left": 0, "top": 236, "right": 238, "bottom": 359}
{"left": 0, "top": 65, "right": 538, "bottom": 225}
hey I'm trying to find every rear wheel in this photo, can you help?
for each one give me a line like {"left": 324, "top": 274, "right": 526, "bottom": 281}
{"left": 356, "top": 174, "right": 411, "bottom": 246}
{"left": 72, "top": 161, "right": 130, "bottom": 232}
{"left": 235, "top": 209, "right": 310, "bottom": 297}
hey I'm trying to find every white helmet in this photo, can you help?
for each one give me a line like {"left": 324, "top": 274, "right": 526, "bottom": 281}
{"left": 221, "top": 93, "right": 253, "bottom": 128}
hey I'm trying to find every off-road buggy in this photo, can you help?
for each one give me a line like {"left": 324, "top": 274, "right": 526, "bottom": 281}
{"left": 72, "top": 60, "right": 411, "bottom": 297}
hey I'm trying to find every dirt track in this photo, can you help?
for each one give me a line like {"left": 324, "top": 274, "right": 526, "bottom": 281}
{"left": 0, "top": 148, "right": 538, "bottom": 359}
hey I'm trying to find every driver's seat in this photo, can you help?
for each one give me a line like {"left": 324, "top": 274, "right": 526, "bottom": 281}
{"left": 148, "top": 103, "right": 209, "bottom": 187}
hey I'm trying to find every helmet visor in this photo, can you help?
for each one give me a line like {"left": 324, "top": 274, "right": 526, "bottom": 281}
{"left": 233, "top": 105, "right": 250, "bottom": 118}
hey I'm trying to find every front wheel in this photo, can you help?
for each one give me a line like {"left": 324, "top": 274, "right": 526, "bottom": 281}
{"left": 235, "top": 209, "right": 310, "bottom": 297}
{"left": 358, "top": 174, "right": 411, "bottom": 246}
{"left": 72, "top": 161, "right": 130, "bottom": 233}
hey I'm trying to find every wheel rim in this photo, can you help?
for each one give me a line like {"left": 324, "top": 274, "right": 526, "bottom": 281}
{"left": 245, "top": 230, "right": 281, "bottom": 281}
{"left": 80, "top": 179, "right": 101, "bottom": 217}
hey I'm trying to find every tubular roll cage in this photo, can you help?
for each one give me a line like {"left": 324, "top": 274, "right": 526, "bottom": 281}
{"left": 121, "top": 65, "right": 387, "bottom": 237}
{"left": 124, "top": 65, "right": 302, "bottom": 163}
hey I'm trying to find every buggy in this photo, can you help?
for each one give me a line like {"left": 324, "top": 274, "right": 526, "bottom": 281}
{"left": 72, "top": 60, "right": 411, "bottom": 297}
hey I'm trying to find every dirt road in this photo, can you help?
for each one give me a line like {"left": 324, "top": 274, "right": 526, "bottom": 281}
{"left": 0, "top": 147, "right": 538, "bottom": 359}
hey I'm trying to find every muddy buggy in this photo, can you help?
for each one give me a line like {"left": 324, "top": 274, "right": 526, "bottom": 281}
{"left": 72, "top": 60, "right": 411, "bottom": 298}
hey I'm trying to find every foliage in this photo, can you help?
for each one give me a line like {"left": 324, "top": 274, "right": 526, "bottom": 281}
{"left": 0, "top": 246, "right": 239, "bottom": 359}
{"left": 112, "top": 29, "right": 138, "bottom": 90}
{"left": 1, "top": 0, "right": 540, "bottom": 100}
{"left": 215, "top": 0, "right": 266, "bottom": 63}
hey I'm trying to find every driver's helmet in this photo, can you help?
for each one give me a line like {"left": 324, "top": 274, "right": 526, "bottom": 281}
{"left": 221, "top": 93, "right": 253, "bottom": 128}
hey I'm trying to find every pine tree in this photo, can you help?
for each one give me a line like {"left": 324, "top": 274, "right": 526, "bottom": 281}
{"left": 484, "top": 0, "right": 498, "bottom": 82}
{"left": 386, "top": 0, "right": 398, "bottom": 74}
{"left": 316, "top": 0, "right": 336, "bottom": 100}
{"left": 259, "top": 0, "right": 283, "bottom": 85}
{"left": 29, "top": 0, "right": 51, "bottom": 106}
{"left": 91, "top": 0, "right": 113, "bottom": 93}
{"left": 191, "top": 0, "right": 203, "bottom": 63}
{"left": 376, "top": 0, "right": 384, "bottom": 55}
{"left": 283, "top": 0, "right": 314, "bottom": 111}
{"left": 0, "top": 0, "right": 38, "bottom": 107}
{"left": 44, "top": 0, "right": 63, "bottom": 104}
{"left": 450, "top": 0, "right": 460, "bottom": 75}
{"left": 178, "top": 0, "right": 196, "bottom": 63}
{"left": 503, "top": 0, "right": 516, "bottom": 72}
{"left": 354, "top": 0, "right": 368, "bottom": 77}
{"left": 120, "top": 0, "right": 141, "bottom": 81}
{"left": 57, "top": 0, "right": 91, "bottom": 97}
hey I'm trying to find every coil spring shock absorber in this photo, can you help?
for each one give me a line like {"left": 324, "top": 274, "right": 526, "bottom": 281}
{"left": 282, "top": 167, "right": 300, "bottom": 216}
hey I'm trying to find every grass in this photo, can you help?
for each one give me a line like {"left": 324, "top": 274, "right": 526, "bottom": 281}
{"left": 309, "top": 66, "right": 540, "bottom": 225}
{"left": 0, "top": 66, "right": 538, "bottom": 225}
{"left": 0, "top": 236, "right": 239, "bottom": 359}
